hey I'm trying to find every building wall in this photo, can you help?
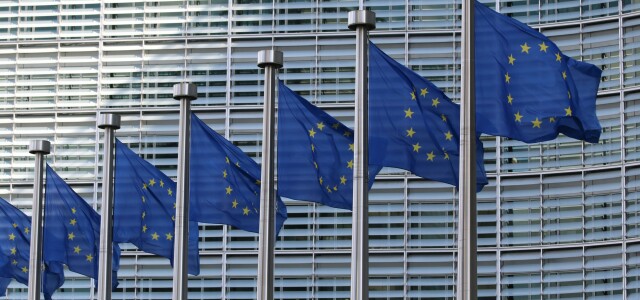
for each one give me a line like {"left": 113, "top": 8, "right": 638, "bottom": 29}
{"left": 1, "top": 0, "right": 639, "bottom": 299}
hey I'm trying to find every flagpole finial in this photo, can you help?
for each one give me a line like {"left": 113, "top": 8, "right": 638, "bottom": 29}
{"left": 173, "top": 82, "right": 197, "bottom": 101}
{"left": 98, "top": 113, "right": 121, "bottom": 130}
{"left": 257, "top": 50, "right": 283, "bottom": 69}
{"left": 347, "top": 10, "right": 376, "bottom": 31}
{"left": 29, "top": 140, "right": 50, "bottom": 155}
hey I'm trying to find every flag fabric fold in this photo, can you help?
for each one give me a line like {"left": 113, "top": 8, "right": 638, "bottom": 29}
{"left": 368, "top": 42, "right": 488, "bottom": 189}
{"left": 277, "top": 81, "right": 382, "bottom": 210}
{"left": 114, "top": 139, "right": 200, "bottom": 275}
{"left": 0, "top": 197, "right": 64, "bottom": 300}
{"left": 474, "top": 0, "right": 602, "bottom": 143}
{"left": 43, "top": 164, "right": 120, "bottom": 289}
{"left": 190, "top": 113, "right": 287, "bottom": 234}
{"left": 0, "top": 277, "right": 11, "bottom": 297}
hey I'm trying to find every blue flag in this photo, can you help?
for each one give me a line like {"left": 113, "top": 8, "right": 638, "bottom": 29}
{"left": 43, "top": 165, "right": 120, "bottom": 289}
{"left": 474, "top": 0, "right": 602, "bottom": 143}
{"left": 369, "top": 42, "right": 488, "bottom": 189}
{"left": 0, "top": 277, "right": 10, "bottom": 296}
{"left": 277, "top": 81, "right": 383, "bottom": 210}
{"left": 190, "top": 113, "right": 287, "bottom": 234}
{"left": 114, "top": 139, "right": 200, "bottom": 275}
{"left": 0, "top": 197, "right": 64, "bottom": 300}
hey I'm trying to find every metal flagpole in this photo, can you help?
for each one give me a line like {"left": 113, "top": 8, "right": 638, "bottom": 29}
{"left": 256, "top": 49, "right": 282, "bottom": 300}
{"left": 172, "top": 83, "right": 197, "bottom": 300}
{"left": 347, "top": 10, "right": 375, "bottom": 300}
{"left": 97, "top": 113, "right": 121, "bottom": 300}
{"left": 27, "top": 140, "right": 51, "bottom": 300}
{"left": 457, "top": 1, "right": 478, "bottom": 300}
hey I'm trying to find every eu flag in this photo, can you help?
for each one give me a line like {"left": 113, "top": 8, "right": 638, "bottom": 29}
{"left": 0, "top": 197, "right": 64, "bottom": 300}
{"left": 190, "top": 113, "right": 287, "bottom": 234}
{"left": 369, "top": 42, "right": 488, "bottom": 189}
{"left": 474, "top": 0, "right": 602, "bottom": 143}
{"left": 43, "top": 164, "right": 120, "bottom": 289}
{"left": 114, "top": 139, "right": 200, "bottom": 275}
{"left": 277, "top": 81, "right": 383, "bottom": 210}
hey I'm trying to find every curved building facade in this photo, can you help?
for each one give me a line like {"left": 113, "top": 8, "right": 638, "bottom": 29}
{"left": 0, "top": 0, "right": 638, "bottom": 299}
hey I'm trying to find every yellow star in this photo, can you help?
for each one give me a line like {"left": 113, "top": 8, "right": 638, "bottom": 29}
{"left": 427, "top": 151, "right": 435, "bottom": 161}
{"left": 141, "top": 196, "right": 146, "bottom": 203}
{"left": 347, "top": 160, "right": 354, "bottom": 169}
{"left": 311, "top": 144, "right": 315, "bottom": 152}
{"left": 568, "top": 91, "right": 571, "bottom": 99}
{"left": 326, "top": 186, "right": 332, "bottom": 193}
{"left": 332, "top": 123, "right": 340, "bottom": 129}
{"left": 532, "top": 118, "right": 542, "bottom": 128}
{"left": 406, "top": 128, "right": 416, "bottom": 138}
{"left": 151, "top": 232, "right": 159, "bottom": 240}
{"left": 226, "top": 186, "right": 233, "bottom": 195}
{"left": 223, "top": 169, "right": 227, "bottom": 178}
{"left": 343, "top": 131, "right": 351, "bottom": 137}
{"left": 562, "top": 71, "right": 567, "bottom": 80}
{"left": 166, "top": 233, "right": 173, "bottom": 240}
{"left": 71, "top": 207, "right": 76, "bottom": 214}
{"left": 159, "top": 180, "right": 165, "bottom": 187}
{"left": 444, "top": 131, "right": 453, "bottom": 141}
{"left": 507, "top": 94, "right": 514, "bottom": 104}
{"left": 142, "top": 211, "right": 146, "bottom": 219}
{"left": 565, "top": 107, "right": 572, "bottom": 116}
{"left": 149, "top": 178, "right": 156, "bottom": 186}
{"left": 514, "top": 111, "right": 523, "bottom": 122}
{"left": 173, "top": 202, "right": 176, "bottom": 208}
{"left": 235, "top": 161, "right": 240, "bottom": 168}
{"left": 444, "top": 152, "right": 450, "bottom": 160}
{"left": 142, "top": 183, "right": 148, "bottom": 189}
{"left": 348, "top": 143, "right": 354, "bottom": 151}
{"left": 225, "top": 156, "right": 230, "bottom": 164}
{"left": 319, "top": 177, "right": 324, "bottom": 185}
{"left": 317, "top": 122, "right": 325, "bottom": 131}
{"left": 432, "top": 98, "right": 440, "bottom": 107}
{"left": 12, "top": 223, "right": 17, "bottom": 228}
{"left": 11, "top": 259, "right": 17, "bottom": 265}
{"left": 308, "top": 128, "right": 316, "bottom": 138}
{"left": 441, "top": 114, "right": 447, "bottom": 122}
{"left": 24, "top": 227, "right": 29, "bottom": 234}
{"left": 505, "top": 73, "right": 511, "bottom": 84}
{"left": 243, "top": 207, "right": 250, "bottom": 215}
{"left": 172, "top": 215, "right": 175, "bottom": 221}
{"left": 555, "top": 52, "right": 562, "bottom": 62}
{"left": 86, "top": 254, "right": 93, "bottom": 262}
{"left": 520, "top": 42, "right": 530, "bottom": 53}
{"left": 167, "top": 188, "right": 173, "bottom": 196}
{"left": 22, "top": 266, "right": 28, "bottom": 273}
{"left": 255, "top": 180, "right": 261, "bottom": 185}
{"left": 420, "top": 88, "right": 428, "bottom": 97}
{"left": 232, "top": 199, "right": 238, "bottom": 208}
{"left": 410, "top": 90, "right": 416, "bottom": 100}
{"left": 333, "top": 186, "right": 337, "bottom": 191}
{"left": 412, "top": 142, "right": 421, "bottom": 153}
{"left": 68, "top": 232, "right": 75, "bottom": 240}
{"left": 550, "top": 117, "right": 556, "bottom": 123}
{"left": 10, "top": 247, "right": 16, "bottom": 255}
{"left": 538, "top": 42, "right": 549, "bottom": 52}
{"left": 508, "top": 54, "right": 516, "bottom": 65}
{"left": 340, "top": 176, "right": 347, "bottom": 185}
{"left": 404, "top": 108, "right": 414, "bottom": 118}
{"left": 74, "top": 246, "right": 81, "bottom": 254}
{"left": 8, "top": 233, "right": 15, "bottom": 240}
{"left": 70, "top": 219, "right": 77, "bottom": 226}
{"left": 142, "top": 225, "right": 147, "bottom": 233}
{"left": 314, "top": 162, "right": 318, "bottom": 169}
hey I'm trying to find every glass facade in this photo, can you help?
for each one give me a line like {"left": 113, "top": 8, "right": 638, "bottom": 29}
{"left": 0, "top": 0, "right": 638, "bottom": 299}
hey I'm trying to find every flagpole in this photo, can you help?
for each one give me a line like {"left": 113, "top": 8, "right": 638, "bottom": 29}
{"left": 27, "top": 140, "right": 50, "bottom": 300}
{"left": 97, "top": 113, "right": 121, "bottom": 300}
{"left": 172, "top": 83, "right": 197, "bottom": 300}
{"left": 256, "top": 49, "right": 282, "bottom": 300}
{"left": 457, "top": 1, "right": 477, "bottom": 300}
{"left": 347, "top": 10, "right": 375, "bottom": 300}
